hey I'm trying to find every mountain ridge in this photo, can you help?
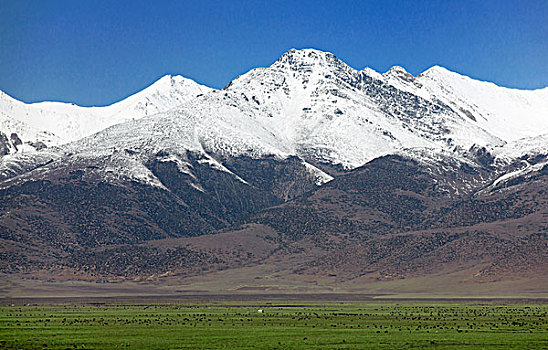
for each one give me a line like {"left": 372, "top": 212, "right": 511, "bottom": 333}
{"left": 1, "top": 48, "right": 547, "bottom": 296}
{"left": 2, "top": 49, "right": 547, "bottom": 158}
{"left": 0, "top": 75, "right": 212, "bottom": 153}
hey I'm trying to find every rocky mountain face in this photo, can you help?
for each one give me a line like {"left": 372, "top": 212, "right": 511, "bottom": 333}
{"left": 1, "top": 49, "right": 547, "bottom": 295}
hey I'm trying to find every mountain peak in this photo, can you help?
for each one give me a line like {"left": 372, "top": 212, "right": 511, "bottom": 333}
{"left": 361, "top": 67, "right": 384, "bottom": 80}
{"left": 383, "top": 65, "right": 415, "bottom": 82}
{"left": 275, "top": 48, "right": 345, "bottom": 69}
{"left": 279, "top": 48, "right": 336, "bottom": 58}
{"left": 124, "top": 74, "right": 212, "bottom": 103}
{"left": 418, "top": 65, "right": 453, "bottom": 78}
{"left": 386, "top": 65, "right": 410, "bottom": 74}
{"left": 149, "top": 74, "right": 200, "bottom": 90}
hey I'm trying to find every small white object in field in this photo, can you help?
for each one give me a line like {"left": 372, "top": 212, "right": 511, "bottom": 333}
{"left": 257, "top": 309, "right": 263, "bottom": 313}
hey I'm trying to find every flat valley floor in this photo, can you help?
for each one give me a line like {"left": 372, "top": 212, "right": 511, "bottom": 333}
{"left": 1, "top": 297, "right": 546, "bottom": 349}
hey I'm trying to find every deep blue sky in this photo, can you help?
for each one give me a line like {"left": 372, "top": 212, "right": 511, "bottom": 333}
{"left": 1, "top": 0, "right": 547, "bottom": 106}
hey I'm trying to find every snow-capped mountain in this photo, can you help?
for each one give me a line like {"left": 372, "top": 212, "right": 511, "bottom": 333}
{"left": 0, "top": 75, "right": 211, "bottom": 154}
{"left": 416, "top": 67, "right": 548, "bottom": 141}
{"left": 377, "top": 64, "right": 548, "bottom": 141}
{"left": 1, "top": 49, "right": 547, "bottom": 188}
{"left": 1, "top": 48, "right": 547, "bottom": 288}
{"left": 219, "top": 49, "right": 502, "bottom": 168}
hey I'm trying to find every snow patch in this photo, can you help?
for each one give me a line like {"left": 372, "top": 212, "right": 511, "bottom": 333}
{"left": 302, "top": 161, "right": 334, "bottom": 185}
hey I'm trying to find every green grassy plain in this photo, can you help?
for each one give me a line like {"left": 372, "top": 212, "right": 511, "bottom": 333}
{"left": 1, "top": 301, "right": 546, "bottom": 349}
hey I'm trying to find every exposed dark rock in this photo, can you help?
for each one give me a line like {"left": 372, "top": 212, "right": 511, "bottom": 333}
{"left": 9, "top": 133, "right": 22, "bottom": 146}
{"left": 0, "top": 132, "right": 10, "bottom": 155}
{"left": 27, "top": 141, "right": 47, "bottom": 151}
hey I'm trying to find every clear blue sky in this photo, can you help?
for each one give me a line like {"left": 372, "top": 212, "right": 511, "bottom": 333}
{"left": 1, "top": 0, "right": 546, "bottom": 106}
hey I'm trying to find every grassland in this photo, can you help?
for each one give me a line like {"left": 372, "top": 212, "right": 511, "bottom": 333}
{"left": 1, "top": 301, "right": 546, "bottom": 349}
